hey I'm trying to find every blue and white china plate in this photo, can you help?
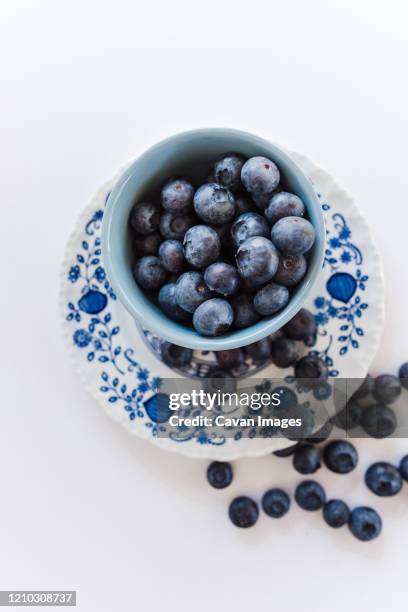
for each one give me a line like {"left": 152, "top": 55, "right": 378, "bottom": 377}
{"left": 60, "top": 151, "right": 385, "bottom": 460}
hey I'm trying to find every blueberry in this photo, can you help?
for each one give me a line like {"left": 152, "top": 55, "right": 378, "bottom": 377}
{"left": 373, "top": 374, "right": 401, "bottom": 404}
{"left": 161, "top": 342, "right": 193, "bottom": 368}
{"left": 331, "top": 398, "right": 362, "bottom": 431}
{"left": 254, "top": 283, "right": 289, "bottom": 316}
{"left": 130, "top": 202, "right": 160, "bottom": 235}
{"left": 235, "top": 193, "right": 257, "bottom": 215}
{"left": 214, "top": 153, "right": 245, "bottom": 192}
{"left": 158, "top": 283, "right": 190, "bottom": 322}
{"left": 236, "top": 236, "right": 279, "bottom": 283}
{"left": 215, "top": 348, "right": 245, "bottom": 371}
{"left": 365, "top": 462, "right": 403, "bottom": 497}
{"left": 133, "top": 255, "right": 167, "bottom": 289}
{"left": 273, "top": 442, "right": 301, "bottom": 457}
{"left": 204, "top": 262, "right": 240, "bottom": 296}
{"left": 361, "top": 404, "right": 397, "bottom": 438}
{"left": 295, "top": 480, "right": 326, "bottom": 511}
{"left": 293, "top": 444, "right": 321, "bottom": 474}
{"left": 271, "top": 217, "right": 316, "bottom": 255}
{"left": 274, "top": 254, "right": 307, "bottom": 287}
{"left": 241, "top": 156, "right": 280, "bottom": 208}
{"left": 273, "top": 386, "right": 298, "bottom": 411}
{"left": 399, "top": 362, "right": 408, "bottom": 390}
{"left": 193, "top": 298, "right": 234, "bottom": 336}
{"left": 231, "top": 212, "right": 269, "bottom": 247}
{"left": 207, "top": 461, "right": 233, "bottom": 489}
{"left": 262, "top": 489, "right": 290, "bottom": 518}
{"left": 323, "top": 440, "right": 358, "bottom": 474}
{"left": 161, "top": 178, "right": 194, "bottom": 215}
{"left": 265, "top": 191, "right": 305, "bottom": 224}
{"left": 193, "top": 183, "right": 235, "bottom": 225}
{"left": 160, "top": 212, "right": 196, "bottom": 240}
{"left": 349, "top": 506, "right": 382, "bottom": 541}
{"left": 230, "top": 293, "right": 260, "bottom": 329}
{"left": 270, "top": 338, "right": 299, "bottom": 368}
{"left": 158, "top": 239, "right": 185, "bottom": 273}
{"left": 204, "top": 369, "right": 236, "bottom": 394}
{"left": 228, "top": 496, "right": 259, "bottom": 528}
{"left": 183, "top": 225, "right": 221, "bottom": 268}
{"left": 323, "top": 499, "right": 350, "bottom": 528}
{"left": 399, "top": 455, "right": 408, "bottom": 481}
{"left": 284, "top": 308, "right": 317, "bottom": 341}
{"left": 245, "top": 338, "right": 271, "bottom": 364}
{"left": 132, "top": 231, "right": 162, "bottom": 256}
{"left": 175, "top": 271, "right": 212, "bottom": 313}
{"left": 352, "top": 374, "right": 375, "bottom": 400}
{"left": 294, "top": 355, "right": 328, "bottom": 388}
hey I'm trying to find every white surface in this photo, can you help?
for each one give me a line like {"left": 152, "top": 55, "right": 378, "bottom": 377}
{"left": 1, "top": 1, "right": 407, "bottom": 610}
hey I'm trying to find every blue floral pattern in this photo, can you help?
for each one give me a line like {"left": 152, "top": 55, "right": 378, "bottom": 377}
{"left": 63, "top": 172, "right": 376, "bottom": 450}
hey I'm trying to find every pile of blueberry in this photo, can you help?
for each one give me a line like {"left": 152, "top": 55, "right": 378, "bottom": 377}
{"left": 130, "top": 154, "right": 316, "bottom": 336}
{"left": 206, "top": 361, "right": 408, "bottom": 542}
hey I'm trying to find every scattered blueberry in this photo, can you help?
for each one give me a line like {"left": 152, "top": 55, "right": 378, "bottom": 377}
{"left": 361, "top": 404, "right": 397, "bottom": 439}
{"left": 207, "top": 461, "right": 233, "bottom": 489}
{"left": 313, "top": 381, "right": 332, "bottom": 401}
{"left": 295, "top": 480, "right": 326, "bottom": 511}
{"left": 399, "top": 455, "right": 408, "bottom": 481}
{"left": 130, "top": 201, "right": 160, "bottom": 235}
{"left": 194, "top": 183, "right": 235, "bottom": 225}
{"left": 183, "top": 225, "right": 221, "bottom": 268}
{"left": 264, "top": 191, "right": 305, "bottom": 224}
{"left": 274, "top": 254, "right": 307, "bottom": 287}
{"left": 273, "top": 386, "right": 298, "bottom": 411}
{"left": 331, "top": 398, "right": 362, "bottom": 431}
{"left": 245, "top": 338, "right": 271, "bottom": 364}
{"left": 270, "top": 338, "right": 299, "bottom": 368}
{"left": 262, "top": 489, "right": 290, "bottom": 518}
{"left": 161, "top": 178, "right": 194, "bottom": 215}
{"left": 193, "top": 298, "right": 234, "bottom": 336}
{"left": 231, "top": 212, "right": 269, "bottom": 247}
{"left": 323, "top": 499, "right": 350, "bottom": 528}
{"left": 399, "top": 362, "right": 408, "bottom": 390}
{"left": 215, "top": 348, "right": 245, "bottom": 371}
{"left": 352, "top": 374, "right": 374, "bottom": 400}
{"left": 293, "top": 444, "right": 321, "bottom": 474}
{"left": 158, "top": 283, "right": 190, "bottom": 322}
{"left": 283, "top": 403, "right": 315, "bottom": 441}
{"left": 365, "top": 462, "right": 403, "bottom": 497}
{"left": 271, "top": 217, "right": 316, "bottom": 255}
{"left": 323, "top": 440, "right": 358, "bottom": 474}
{"left": 133, "top": 256, "right": 167, "bottom": 289}
{"left": 161, "top": 342, "right": 193, "bottom": 368}
{"left": 228, "top": 496, "right": 259, "bottom": 528}
{"left": 241, "top": 156, "right": 280, "bottom": 208}
{"left": 160, "top": 212, "right": 196, "bottom": 240}
{"left": 175, "top": 271, "right": 212, "bottom": 313}
{"left": 373, "top": 374, "right": 401, "bottom": 404}
{"left": 284, "top": 308, "right": 317, "bottom": 341}
{"left": 236, "top": 236, "right": 279, "bottom": 283}
{"left": 133, "top": 231, "right": 162, "bottom": 256}
{"left": 204, "top": 369, "right": 236, "bottom": 394}
{"left": 214, "top": 153, "right": 245, "bottom": 192}
{"left": 204, "top": 262, "right": 240, "bottom": 296}
{"left": 159, "top": 239, "right": 185, "bottom": 273}
{"left": 349, "top": 506, "right": 382, "bottom": 542}
{"left": 230, "top": 293, "right": 261, "bottom": 329}
{"left": 254, "top": 282, "right": 289, "bottom": 316}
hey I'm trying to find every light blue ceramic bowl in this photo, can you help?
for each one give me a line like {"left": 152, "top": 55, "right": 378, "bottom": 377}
{"left": 101, "top": 129, "right": 325, "bottom": 350}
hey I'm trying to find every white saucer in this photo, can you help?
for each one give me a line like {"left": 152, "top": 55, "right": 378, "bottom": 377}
{"left": 60, "top": 151, "right": 385, "bottom": 460}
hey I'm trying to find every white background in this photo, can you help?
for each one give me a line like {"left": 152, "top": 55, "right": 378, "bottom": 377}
{"left": 1, "top": 0, "right": 408, "bottom": 610}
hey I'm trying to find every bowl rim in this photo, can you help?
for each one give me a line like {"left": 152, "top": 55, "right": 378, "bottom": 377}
{"left": 101, "top": 128, "right": 325, "bottom": 350}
